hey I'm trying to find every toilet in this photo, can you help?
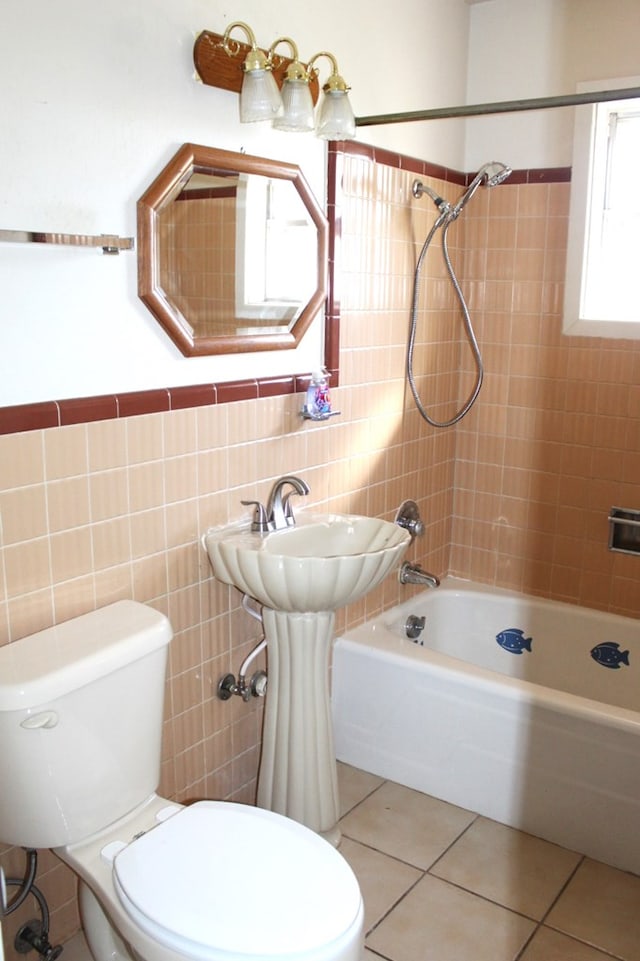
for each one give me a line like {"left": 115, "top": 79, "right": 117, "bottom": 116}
{"left": 0, "top": 601, "right": 363, "bottom": 961}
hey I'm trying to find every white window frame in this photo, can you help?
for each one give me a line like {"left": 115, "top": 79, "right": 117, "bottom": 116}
{"left": 563, "top": 76, "right": 640, "bottom": 339}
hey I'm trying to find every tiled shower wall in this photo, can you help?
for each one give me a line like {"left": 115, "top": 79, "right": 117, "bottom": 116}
{"left": 1, "top": 142, "right": 639, "bottom": 955}
{"left": 448, "top": 173, "right": 640, "bottom": 615}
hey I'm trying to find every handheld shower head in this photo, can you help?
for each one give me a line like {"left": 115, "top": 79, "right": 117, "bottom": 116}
{"left": 448, "top": 161, "right": 511, "bottom": 221}
{"left": 483, "top": 161, "right": 512, "bottom": 187}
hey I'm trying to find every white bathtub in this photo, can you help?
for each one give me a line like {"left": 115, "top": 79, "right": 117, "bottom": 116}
{"left": 332, "top": 577, "right": 640, "bottom": 875}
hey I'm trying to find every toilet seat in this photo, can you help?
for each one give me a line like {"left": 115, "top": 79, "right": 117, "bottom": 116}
{"left": 112, "top": 801, "right": 362, "bottom": 961}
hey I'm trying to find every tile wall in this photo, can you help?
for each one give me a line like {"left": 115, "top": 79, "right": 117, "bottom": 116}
{"left": 449, "top": 174, "right": 640, "bottom": 613}
{"left": 1, "top": 141, "right": 639, "bottom": 957}
{"left": 159, "top": 193, "right": 236, "bottom": 336}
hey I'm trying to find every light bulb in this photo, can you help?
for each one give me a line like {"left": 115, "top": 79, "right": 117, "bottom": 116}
{"left": 316, "top": 89, "right": 356, "bottom": 140}
{"left": 273, "top": 79, "right": 315, "bottom": 132}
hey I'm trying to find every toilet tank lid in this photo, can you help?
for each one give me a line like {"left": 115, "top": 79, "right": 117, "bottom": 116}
{"left": 0, "top": 601, "right": 172, "bottom": 711}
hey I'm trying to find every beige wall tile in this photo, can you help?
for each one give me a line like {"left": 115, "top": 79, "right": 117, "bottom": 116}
{"left": 44, "top": 424, "right": 88, "bottom": 479}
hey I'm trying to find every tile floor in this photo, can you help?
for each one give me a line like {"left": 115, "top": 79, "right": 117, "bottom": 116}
{"left": 61, "top": 764, "right": 640, "bottom": 961}
{"left": 337, "top": 763, "right": 640, "bottom": 961}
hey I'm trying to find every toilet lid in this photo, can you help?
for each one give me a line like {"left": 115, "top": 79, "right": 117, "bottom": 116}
{"left": 113, "top": 801, "right": 362, "bottom": 959}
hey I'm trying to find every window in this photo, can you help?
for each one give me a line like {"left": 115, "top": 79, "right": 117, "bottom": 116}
{"left": 564, "top": 77, "right": 640, "bottom": 338}
{"left": 235, "top": 175, "right": 317, "bottom": 329}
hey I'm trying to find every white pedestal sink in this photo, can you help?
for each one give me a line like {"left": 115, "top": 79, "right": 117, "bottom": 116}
{"left": 203, "top": 512, "right": 410, "bottom": 843}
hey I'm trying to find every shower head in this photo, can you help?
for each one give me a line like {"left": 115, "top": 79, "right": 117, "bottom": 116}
{"left": 483, "top": 161, "right": 512, "bottom": 187}
{"left": 448, "top": 161, "right": 511, "bottom": 221}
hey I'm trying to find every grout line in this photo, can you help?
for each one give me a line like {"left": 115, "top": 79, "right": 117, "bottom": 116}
{"left": 538, "top": 853, "right": 585, "bottom": 924}
{"left": 337, "top": 770, "right": 388, "bottom": 819}
{"left": 363, "top": 870, "right": 427, "bottom": 939}
{"left": 425, "top": 813, "right": 480, "bottom": 874}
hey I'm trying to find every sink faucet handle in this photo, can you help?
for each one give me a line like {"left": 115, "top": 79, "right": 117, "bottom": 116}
{"left": 241, "top": 500, "right": 272, "bottom": 533}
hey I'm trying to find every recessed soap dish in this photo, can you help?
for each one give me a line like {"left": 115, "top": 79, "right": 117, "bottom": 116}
{"left": 608, "top": 507, "right": 640, "bottom": 556}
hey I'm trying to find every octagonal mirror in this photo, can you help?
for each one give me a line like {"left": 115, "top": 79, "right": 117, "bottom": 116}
{"left": 137, "top": 143, "right": 329, "bottom": 356}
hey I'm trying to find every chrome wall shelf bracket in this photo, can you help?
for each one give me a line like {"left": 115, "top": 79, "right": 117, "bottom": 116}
{"left": 0, "top": 229, "right": 134, "bottom": 255}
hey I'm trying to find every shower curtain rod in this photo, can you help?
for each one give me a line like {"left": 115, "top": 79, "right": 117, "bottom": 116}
{"left": 355, "top": 85, "right": 640, "bottom": 128}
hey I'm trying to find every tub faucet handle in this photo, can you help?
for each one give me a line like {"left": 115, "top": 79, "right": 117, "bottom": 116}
{"left": 395, "top": 500, "right": 425, "bottom": 539}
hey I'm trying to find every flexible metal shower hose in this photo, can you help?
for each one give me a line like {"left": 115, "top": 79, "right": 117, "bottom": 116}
{"left": 407, "top": 213, "right": 484, "bottom": 428}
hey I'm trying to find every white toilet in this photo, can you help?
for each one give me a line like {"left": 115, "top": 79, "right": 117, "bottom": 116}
{"left": 0, "top": 601, "right": 363, "bottom": 961}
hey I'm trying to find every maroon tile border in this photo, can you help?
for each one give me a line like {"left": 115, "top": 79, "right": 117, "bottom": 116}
{"left": 59, "top": 395, "right": 119, "bottom": 426}
{"left": 117, "top": 389, "right": 171, "bottom": 418}
{"left": 169, "top": 384, "right": 217, "bottom": 410}
{"left": 0, "top": 374, "right": 334, "bottom": 436}
{"left": 215, "top": 380, "right": 259, "bottom": 405}
{"left": 330, "top": 140, "right": 570, "bottom": 188}
{"left": 526, "top": 166, "right": 572, "bottom": 183}
{"left": 258, "top": 377, "right": 296, "bottom": 398}
{"left": 1, "top": 145, "right": 571, "bottom": 439}
{"left": 0, "top": 401, "right": 60, "bottom": 435}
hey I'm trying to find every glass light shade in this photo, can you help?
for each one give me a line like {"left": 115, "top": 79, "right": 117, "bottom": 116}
{"left": 239, "top": 69, "right": 282, "bottom": 123}
{"left": 273, "top": 79, "right": 315, "bottom": 132}
{"left": 316, "top": 89, "right": 356, "bottom": 141}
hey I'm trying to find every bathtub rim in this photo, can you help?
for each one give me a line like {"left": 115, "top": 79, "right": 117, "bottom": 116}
{"left": 385, "top": 575, "right": 640, "bottom": 634}
{"left": 337, "top": 577, "right": 640, "bottom": 738}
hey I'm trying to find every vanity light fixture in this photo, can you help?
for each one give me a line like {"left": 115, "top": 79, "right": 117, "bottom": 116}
{"left": 270, "top": 38, "right": 315, "bottom": 133}
{"left": 221, "top": 21, "right": 282, "bottom": 123}
{"left": 307, "top": 51, "right": 356, "bottom": 141}
{"left": 193, "top": 25, "right": 356, "bottom": 140}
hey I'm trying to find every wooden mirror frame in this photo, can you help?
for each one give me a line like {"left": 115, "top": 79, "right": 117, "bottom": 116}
{"left": 137, "top": 143, "right": 329, "bottom": 356}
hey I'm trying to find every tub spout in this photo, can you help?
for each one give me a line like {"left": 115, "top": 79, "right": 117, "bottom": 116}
{"left": 399, "top": 561, "right": 440, "bottom": 589}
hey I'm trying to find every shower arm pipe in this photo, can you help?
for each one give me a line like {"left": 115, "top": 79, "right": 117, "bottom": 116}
{"left": 355, "top": 85, "right": 640, "bottom": 127}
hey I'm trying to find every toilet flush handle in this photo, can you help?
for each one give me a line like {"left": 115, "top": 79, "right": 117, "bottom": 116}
{"left": 20, "top": 711, "right": 58, "bottom": 730}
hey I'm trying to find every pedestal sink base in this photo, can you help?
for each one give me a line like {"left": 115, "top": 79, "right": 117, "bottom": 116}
{"left": 257, "top": 609, "right": 341, "bottom": 843}
{"left": 203, "top": 510, "right": 411, "bottom": 841}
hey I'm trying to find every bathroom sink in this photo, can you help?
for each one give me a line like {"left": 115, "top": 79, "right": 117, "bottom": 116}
{"left": 203, "top": 513, "right": 411, "bottom": 612}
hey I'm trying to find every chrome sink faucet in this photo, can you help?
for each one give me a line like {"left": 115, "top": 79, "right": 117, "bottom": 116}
{"left": 243, "top": 475, "right": 310, "bottom": 532}
{"left": 266, "top": 475, "right": 310, "bottom": 530}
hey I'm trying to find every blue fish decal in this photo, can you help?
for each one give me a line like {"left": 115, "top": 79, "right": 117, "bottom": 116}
{"left": 496, "top": 628, "right": 532, "bottom": 655}
{"left": 590, "top": 642, "right": 630, "bottom": 669}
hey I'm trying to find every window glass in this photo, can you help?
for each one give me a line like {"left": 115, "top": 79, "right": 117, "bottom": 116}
{"left": 564, "top": 78, "right": 640, "bottom": 338}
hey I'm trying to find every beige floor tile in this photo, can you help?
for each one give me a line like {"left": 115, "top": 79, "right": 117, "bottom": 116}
{"left": 430, "top": 816, "right": 582, "bottom": 919}
{"left": 339, "top": 837, "right": 422, "bottom": 934}
{"left": 367, "top": 874, "right": 535, "bottom": 961}
{"left": 338, "top": 761, "right": 385, "bottom": 817}
{"left": 546, "top": 859, "right": 640, "bottom": 961}
{"left": 339, "top": 780, "right": 476, "bottom": 869}
{"left": 520, "top": 926, "right": 618, "bottom": 961}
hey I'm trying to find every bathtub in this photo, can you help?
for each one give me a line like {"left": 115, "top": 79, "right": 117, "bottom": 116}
{"left": 332, "top": 577, "right": 640, "bottom": 875}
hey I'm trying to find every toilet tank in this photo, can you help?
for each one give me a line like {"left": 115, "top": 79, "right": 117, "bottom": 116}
{"left": 0, "top": 600, "right": 172, "bottom": 849}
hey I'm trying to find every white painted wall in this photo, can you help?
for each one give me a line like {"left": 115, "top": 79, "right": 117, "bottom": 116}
{"left": 0, "top": 0, "right": 471, "bottom": 407}
{"left": 4, "top": 0, "right": 640, "bottom": 407}
{"left": 465, "top": 0, "right": 640, "bottom": 170}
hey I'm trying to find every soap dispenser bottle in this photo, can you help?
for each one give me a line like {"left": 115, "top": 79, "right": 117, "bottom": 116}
{"left": 305, "top": 370, "right": 332, "bottom": 420}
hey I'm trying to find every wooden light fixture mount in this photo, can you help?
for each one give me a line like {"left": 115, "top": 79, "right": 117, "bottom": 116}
{"left": 193, "top": 30, "right": 320, "bottom": 105}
